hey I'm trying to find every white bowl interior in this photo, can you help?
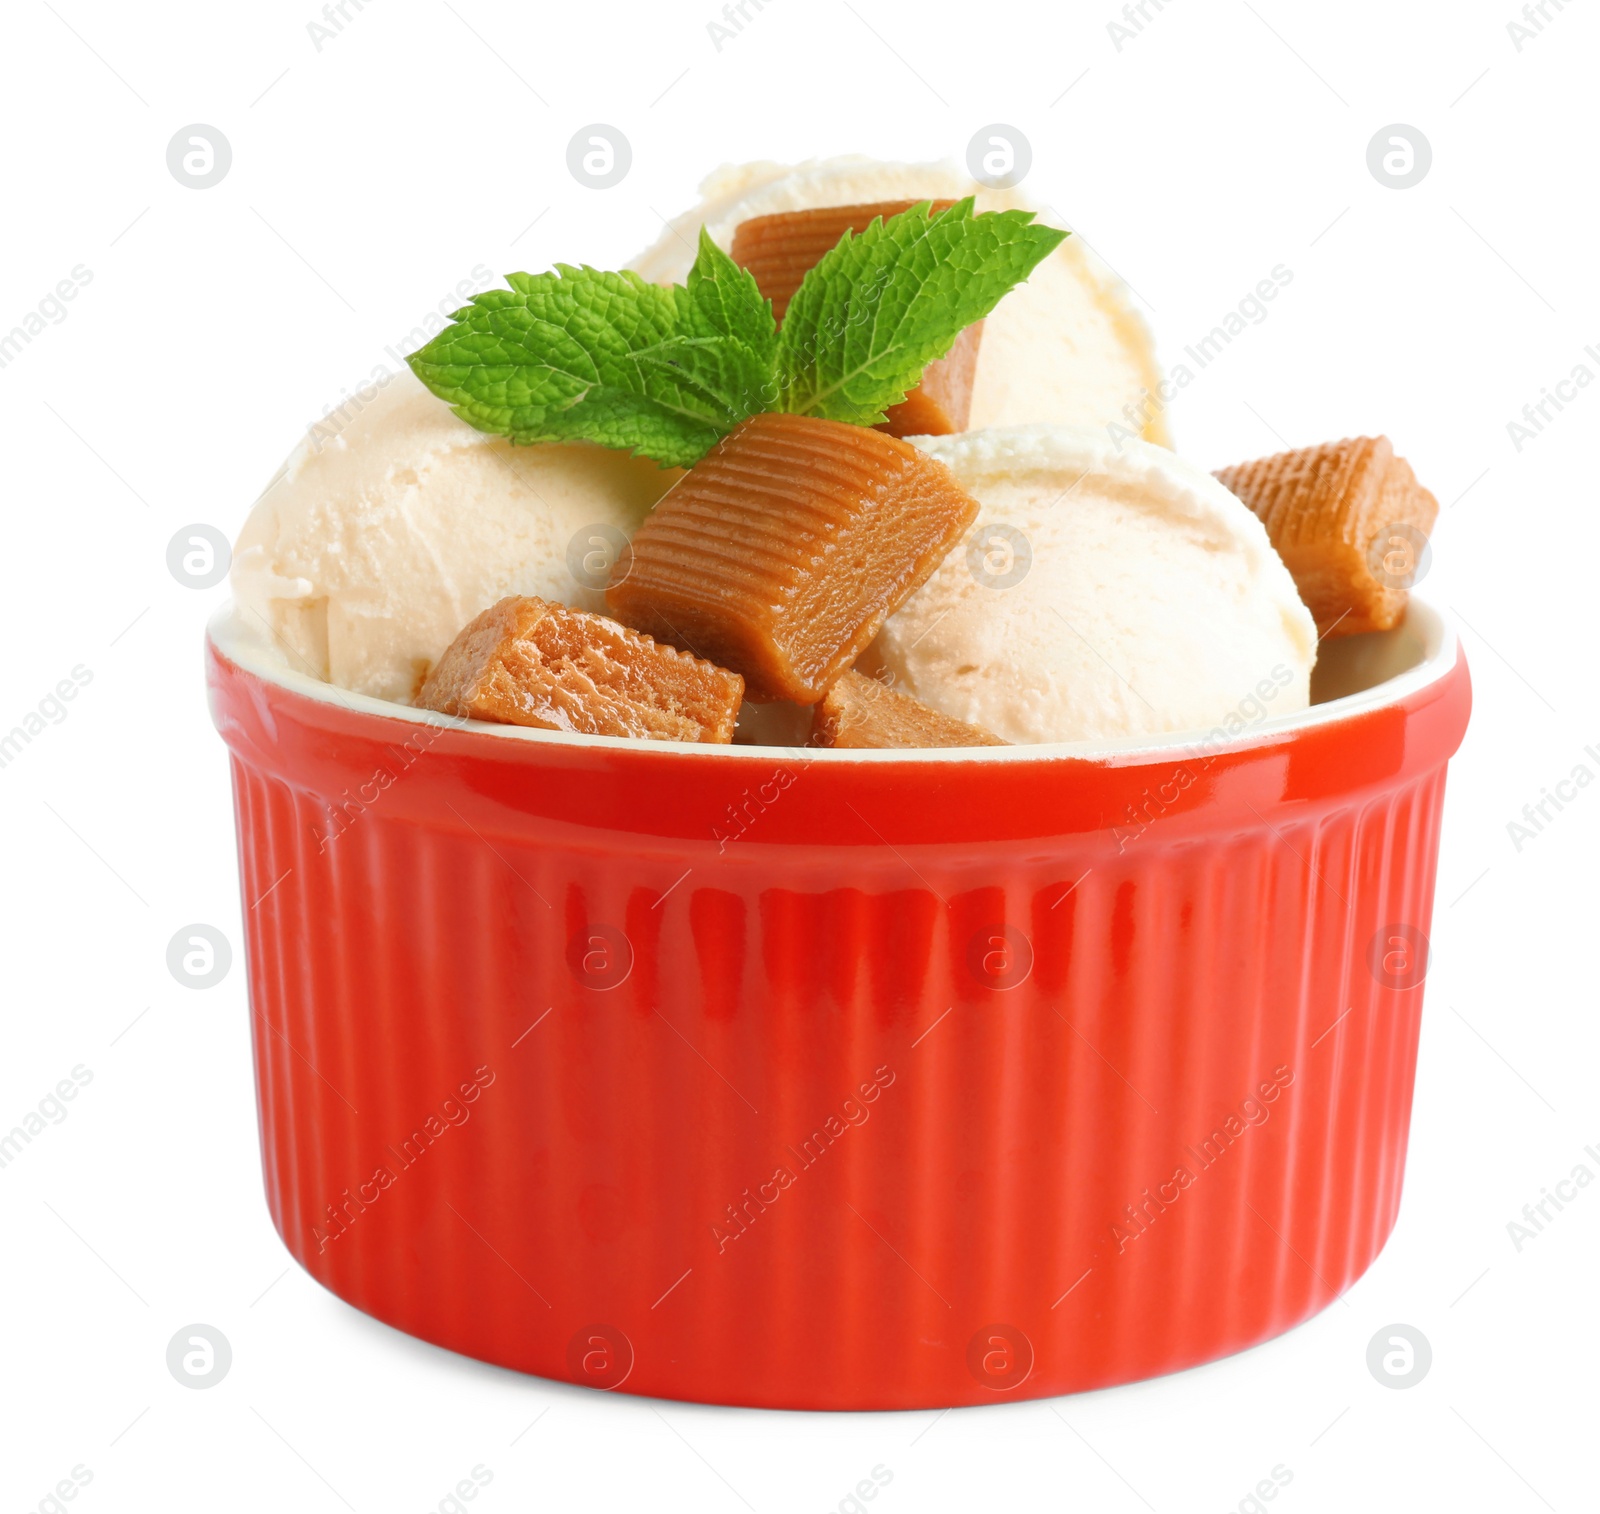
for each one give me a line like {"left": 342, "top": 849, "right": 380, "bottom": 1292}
{"left": 1310, "top": 613, "right": 1437, "bottom": 705}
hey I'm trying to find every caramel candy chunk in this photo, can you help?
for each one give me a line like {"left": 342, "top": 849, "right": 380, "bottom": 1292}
{"left": 881, "top": 321, "right": 984, "bottom": 438}
{"left": 606, "top": 413, "right": 980, "bottom": 704}
{"left": 1216, "top": 437, "right": 1439, "bottom": 639}
{"left": 418, "top": 596, "right": 743, "bottom": 743}
{"left": 813, "top": 670, "right": 1006, "bottom": 749}
{"left": 729, "top": 200, "right": 983, "bottom": 436}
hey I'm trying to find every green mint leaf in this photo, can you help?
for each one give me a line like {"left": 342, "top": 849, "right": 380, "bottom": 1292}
{"left": 628, "top": 231, "right": 780, "bottom": 430}
{"left": 682, "top": 227, "right": 777, "bottom": 359}
{"left": 775, "top": 198, "right": 1068, "bottom": 425}
{"left": 408, "top": 262, "right": 748, "bottom": 468}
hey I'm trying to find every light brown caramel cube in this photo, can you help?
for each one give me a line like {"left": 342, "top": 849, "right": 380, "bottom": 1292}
{"left": 417, "top": 596, "right": 743, "bottom": 743}
{"left": 1215, "top": 437, "right": 1439, "bottom": 638}
{"left": 606, "top": 413, "right": 980, "bottom": 704}
{"left": 813, "top": 670, "right": 1006, "bottom": 749}
{"left": 729, "top": 200, "right": 983, "bottom": 436}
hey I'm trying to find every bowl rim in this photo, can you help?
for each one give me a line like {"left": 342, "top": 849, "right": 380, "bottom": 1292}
{"left": 207, "top": 595, "right": 1459, "bottom": 768}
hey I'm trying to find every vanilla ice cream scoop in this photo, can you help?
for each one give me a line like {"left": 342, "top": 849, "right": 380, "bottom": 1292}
{"left": 870, "top": 427, "right": 1317, "bottom": 745}
{"left": 230, "top": 370, "right": 676, "bottom": 703}
{"left": 629, "top": 157, "right": 1168, "bottom": 445}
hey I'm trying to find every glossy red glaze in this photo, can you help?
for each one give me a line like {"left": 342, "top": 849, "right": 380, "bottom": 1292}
{"left": 208, "top": 636, "right": 1470, "bottom": 1409}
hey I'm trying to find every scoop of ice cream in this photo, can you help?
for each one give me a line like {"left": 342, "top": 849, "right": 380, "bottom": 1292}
{"left": 870, "top": 427, "right": 1317, "bottom": 745}
{"left": 629, "top": 157, "right": 1168, "bottom": 445}
{"left": 229, "top": 370, "right": 676, "bottom": 703}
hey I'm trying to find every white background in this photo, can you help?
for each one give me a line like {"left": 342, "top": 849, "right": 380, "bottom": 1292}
{"left": 1, "top": 1, "right": 1596, "bottom": 1510}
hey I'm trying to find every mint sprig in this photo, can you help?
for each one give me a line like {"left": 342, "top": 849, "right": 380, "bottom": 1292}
{"left": 405, "top": 244, "right": 749, "bottom": 467}
{"left": 408, "top": 200, "right": 1066, "bottom": 464}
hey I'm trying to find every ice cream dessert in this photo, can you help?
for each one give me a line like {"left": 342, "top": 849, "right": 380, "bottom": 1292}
{"left": 630, "top": 157, "right": 1168, "bottom": 445}
{"left": 225, "top": 182, "right": 1438, "bottom": 752}
{"left": 869, "top": 427, "right": 1317, "bottom": 744}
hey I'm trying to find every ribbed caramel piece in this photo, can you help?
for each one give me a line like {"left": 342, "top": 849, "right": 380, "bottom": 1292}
{"left": 813, "top": 670, "right": 1006, "bottom": 749}
{"left": 731, "top": 200, "right": 958, "bottom": 319}
{"left": 417, "top": 596, "right": 743, "bottom": 743}
{"left": 881, "top": 321, "right": 985, "bottom": 438}
{"left": 606, "top": 413, "right": 980, "bottom": 704}
{"left": 729, "top": 200, "right": 983, "bottom": 436}
{"left": 1216, "top": 437, "right": 1439, "bottom": 638}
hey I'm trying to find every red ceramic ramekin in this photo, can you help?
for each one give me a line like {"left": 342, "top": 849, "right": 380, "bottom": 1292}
{"left": 207, "top": 602, "right": 1469, "bottom": 1410}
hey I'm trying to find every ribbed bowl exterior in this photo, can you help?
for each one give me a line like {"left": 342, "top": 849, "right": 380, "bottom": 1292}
{"left": 209, "top": 640, "right": 1470, "bottom": 1409}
